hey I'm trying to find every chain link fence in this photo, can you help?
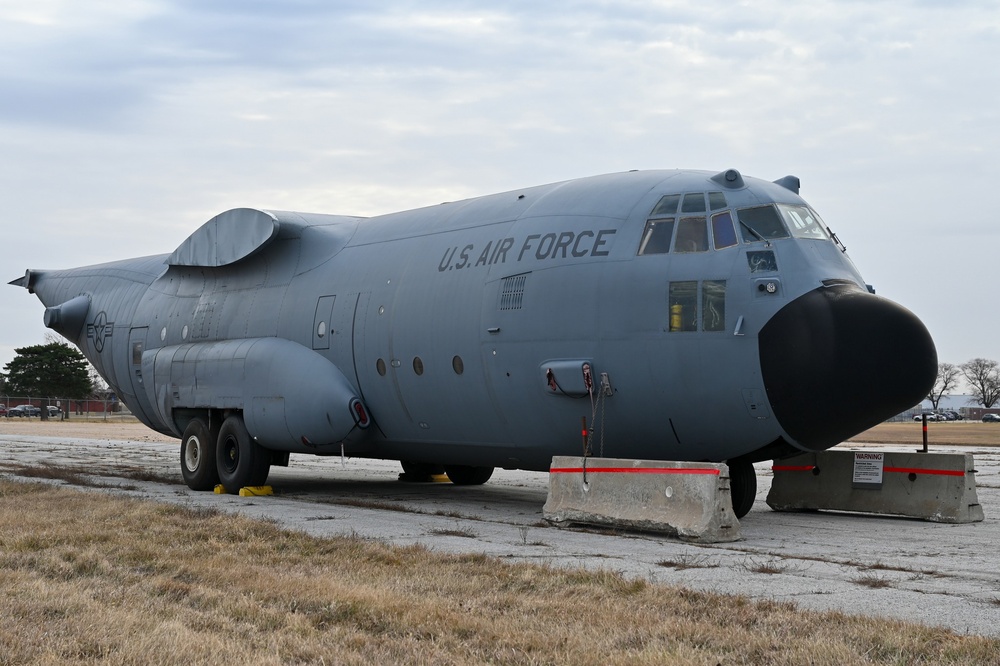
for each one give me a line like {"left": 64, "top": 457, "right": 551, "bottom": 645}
{"left": 0, "top": 395, "right": 134, "bottom": 421}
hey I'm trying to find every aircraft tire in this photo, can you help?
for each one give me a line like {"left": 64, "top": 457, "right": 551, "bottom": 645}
{"left": 180, "top": 418, "right": 220, "bottom": 491}
{"left": 728, "top": 461, "right": 757, "bottom": 519}
{"left": 444, "top": 465, "right": 494, "bottom": 486}
{"left": 216, "top": 414, "right": 270, "bottom": 492}
{"left": 400, "top": 461, "right": 445, "bottom": 480}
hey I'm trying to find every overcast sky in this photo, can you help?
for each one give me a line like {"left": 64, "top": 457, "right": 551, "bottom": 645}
{"left": 2, "top": 0, "right": 998, "bottom": 390}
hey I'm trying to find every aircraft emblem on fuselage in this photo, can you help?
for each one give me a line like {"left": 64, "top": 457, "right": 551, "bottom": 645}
{"left": 87, "top": 311, "right": 113, "bottom": 352}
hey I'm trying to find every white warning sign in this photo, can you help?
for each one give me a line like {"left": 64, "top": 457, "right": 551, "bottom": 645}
{"left": 853, "top": 452, "right": 884, "bottom": 489}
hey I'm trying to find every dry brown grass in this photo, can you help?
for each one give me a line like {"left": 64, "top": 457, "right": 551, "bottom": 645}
{"left": 849, "top": 421, "right": 1000, "bottom": 447}
{"left": 2, "top": 480, "right": 998, "bottom": 665}
{"left": 0, "top": 416, "right": 175, "bottom": 442}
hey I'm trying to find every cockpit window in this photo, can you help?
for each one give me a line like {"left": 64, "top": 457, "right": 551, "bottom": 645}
{"left": 681, "top": 193, "right": 706, "bottom": 213}
{"left": 777, "top": 204, "right": 831, "bottom": 240}
{"left": 711, "top": 211, "right": 737, "bottom": 249}
{"left": 649, "top": 194, "right": 680, "bottom": 217}
{"left": 675, "top": 217, "right": 709, "bottom": 253}
{"left": 637, "top": 218, "right": 675, "bottom": 255}
{"left": 641, "top": 192, "right": 745, "bottom": 255}
{"left": 737, "top": 205, "right": 790, "bottom": 243}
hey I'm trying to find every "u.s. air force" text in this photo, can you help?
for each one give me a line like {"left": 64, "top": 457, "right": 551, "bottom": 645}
{"left": 438, "top": 229, "right": 617, "bottom": 272}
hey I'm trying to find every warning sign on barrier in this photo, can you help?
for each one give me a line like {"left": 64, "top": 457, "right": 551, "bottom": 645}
{"left": 852, "top": 452, "right": 884, "bottom": 489}
{"left": 768, "top": 450, "right": 984, "bottom": 523}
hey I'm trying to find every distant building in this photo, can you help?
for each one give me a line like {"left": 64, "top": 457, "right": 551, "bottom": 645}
{"left": 895, "top": 395, "right": 1000, "bottom": 421}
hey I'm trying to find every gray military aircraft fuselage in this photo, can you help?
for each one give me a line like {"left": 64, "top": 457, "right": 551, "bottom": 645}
{"left": 12, "top": 169, "right": 937, "bottom": 517}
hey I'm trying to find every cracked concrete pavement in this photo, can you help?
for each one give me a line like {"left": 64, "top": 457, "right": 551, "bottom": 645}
{"left": 1, "top": 421, "right": 998, "bottom": 637}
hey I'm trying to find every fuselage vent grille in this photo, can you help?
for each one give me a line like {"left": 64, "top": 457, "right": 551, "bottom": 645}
{"left": 499, "top": 274, "right": 528, "bottom": 311}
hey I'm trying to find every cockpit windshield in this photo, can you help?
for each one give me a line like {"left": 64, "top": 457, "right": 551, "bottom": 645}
{"left": 777, "top": 204, "right": 831, "bottom": 241}
{"left": 736, "top": 206, "right": 789, "bottom": 243}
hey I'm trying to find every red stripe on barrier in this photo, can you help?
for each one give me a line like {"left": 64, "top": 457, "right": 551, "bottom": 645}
{"left": 549, "top": 467, "right": 720, "bottom": 476}
{"left": 770, "top": 464, "right": 964, "bottom": 477}
{"left": 772, "top": 465, "right": 816, "bottom": 472}
{"left": 885, "top": 467, "right": 965, "bottom": 477}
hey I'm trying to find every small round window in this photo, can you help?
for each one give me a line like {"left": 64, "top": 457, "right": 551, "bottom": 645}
{"left": 317, "top": 321, "right": 327, "bottom": 338}
{"left": 413, "top": 357, "right": 424, "bottom": 375}
{"left": 452, "top": 355, "right": 464, "bottom": 375}
{"left": 376, "top": 358, "right": 386, "bottom": 376}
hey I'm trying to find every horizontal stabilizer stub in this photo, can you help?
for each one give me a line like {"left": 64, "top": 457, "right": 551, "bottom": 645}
{"left": 8, "top": 269, "right": 43, "bottom": 293}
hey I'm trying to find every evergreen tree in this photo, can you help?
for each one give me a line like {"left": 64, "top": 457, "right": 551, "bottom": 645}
{"left": 1, "top": 343, "right": 93, "bottom": 420}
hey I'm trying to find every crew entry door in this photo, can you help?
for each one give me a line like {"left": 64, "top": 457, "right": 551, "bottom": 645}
{"left": 126, "top": 326, "right": 156, "bottom": 423}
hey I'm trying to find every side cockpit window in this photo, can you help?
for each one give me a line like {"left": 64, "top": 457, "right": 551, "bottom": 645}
{"left": 637, "top": 194, "right": 679, "bottom": 255}
{"left": 637, "top": 219, "right": 675, "bottom": 255}
{"left": 638, "top": 192, "right": 735, "bottom": 256}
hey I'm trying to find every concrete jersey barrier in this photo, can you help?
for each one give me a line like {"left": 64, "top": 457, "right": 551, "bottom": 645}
{"left": 767, "top": 450, "right": 984, "bottom": 523}
{"left": 542, "top": 456, "right": 741, "bottom": 543}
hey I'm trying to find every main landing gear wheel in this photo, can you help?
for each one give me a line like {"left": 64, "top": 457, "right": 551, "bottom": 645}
{"left": 444, "top": 465, "right": 494, "bottom": 486}
{"left": 216, "top": 414, "right": 270, "bottom": 492}
{"left": 727, "top": 460, "right": 757, "bottom": 519}
{"left": 399, "top": 461, "right": 445, "bottom": 481}
{"left": 180, "top": 418, "right": 220, "bottom": 491}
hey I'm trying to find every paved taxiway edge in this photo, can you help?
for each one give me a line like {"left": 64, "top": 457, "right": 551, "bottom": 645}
{"left": 1, "top": 434, "right": 998, "bottom": 637}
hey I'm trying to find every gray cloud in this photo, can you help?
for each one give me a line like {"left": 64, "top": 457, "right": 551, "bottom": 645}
{"left": 2, "top": 0, "right": 1000, "bottom": 368}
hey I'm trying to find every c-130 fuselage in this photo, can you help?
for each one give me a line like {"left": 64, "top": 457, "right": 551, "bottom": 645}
{"left": 12, "top": 169, "right": 937, "bottom": 517}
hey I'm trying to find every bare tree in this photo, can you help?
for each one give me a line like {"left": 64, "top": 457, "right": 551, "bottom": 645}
{"left": 961, "top": 358, "right": 1000, "bottom": 409}
{"left": 927, "top": 362, "right": 960, "bottom": 410}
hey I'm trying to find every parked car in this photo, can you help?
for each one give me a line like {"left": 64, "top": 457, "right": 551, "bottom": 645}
{"left": 0, "top": 404, "right": 6, "bottom": 416}
{"left": 983, "top": 414, "right": 1000, "bottom": 423}
{"left": 6, "top": 405, "right": 40, "bottom": 417}
{"left": 912, "top": 413, "right": 945, "bottom": 421}
{"left": 46, "top": 406, "right": 62, "bottom": 418}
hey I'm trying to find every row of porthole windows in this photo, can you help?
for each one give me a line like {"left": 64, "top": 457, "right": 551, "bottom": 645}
{"left": 161, "top": 325, "right": 191, "bottom": 341}
{"left": 376, "top": 356, "right": 465, "bottom": 376}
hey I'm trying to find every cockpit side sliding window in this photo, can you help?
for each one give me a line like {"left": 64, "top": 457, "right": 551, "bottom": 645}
{"left": 637, "top": 218, "right": 675, "bottom": 255}
{"left": 777, "top": 204, "right": 831, "bottom": 240}
{"left": 637, "top": 194, "right": 681, "bottom": 256}
{"left": 737, "top": 205, "right": 790, "bottom": 243}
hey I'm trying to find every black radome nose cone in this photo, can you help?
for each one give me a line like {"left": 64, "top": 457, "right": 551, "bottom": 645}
{"left": 759, "top": 284, "right": 936, "bottom": 451}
